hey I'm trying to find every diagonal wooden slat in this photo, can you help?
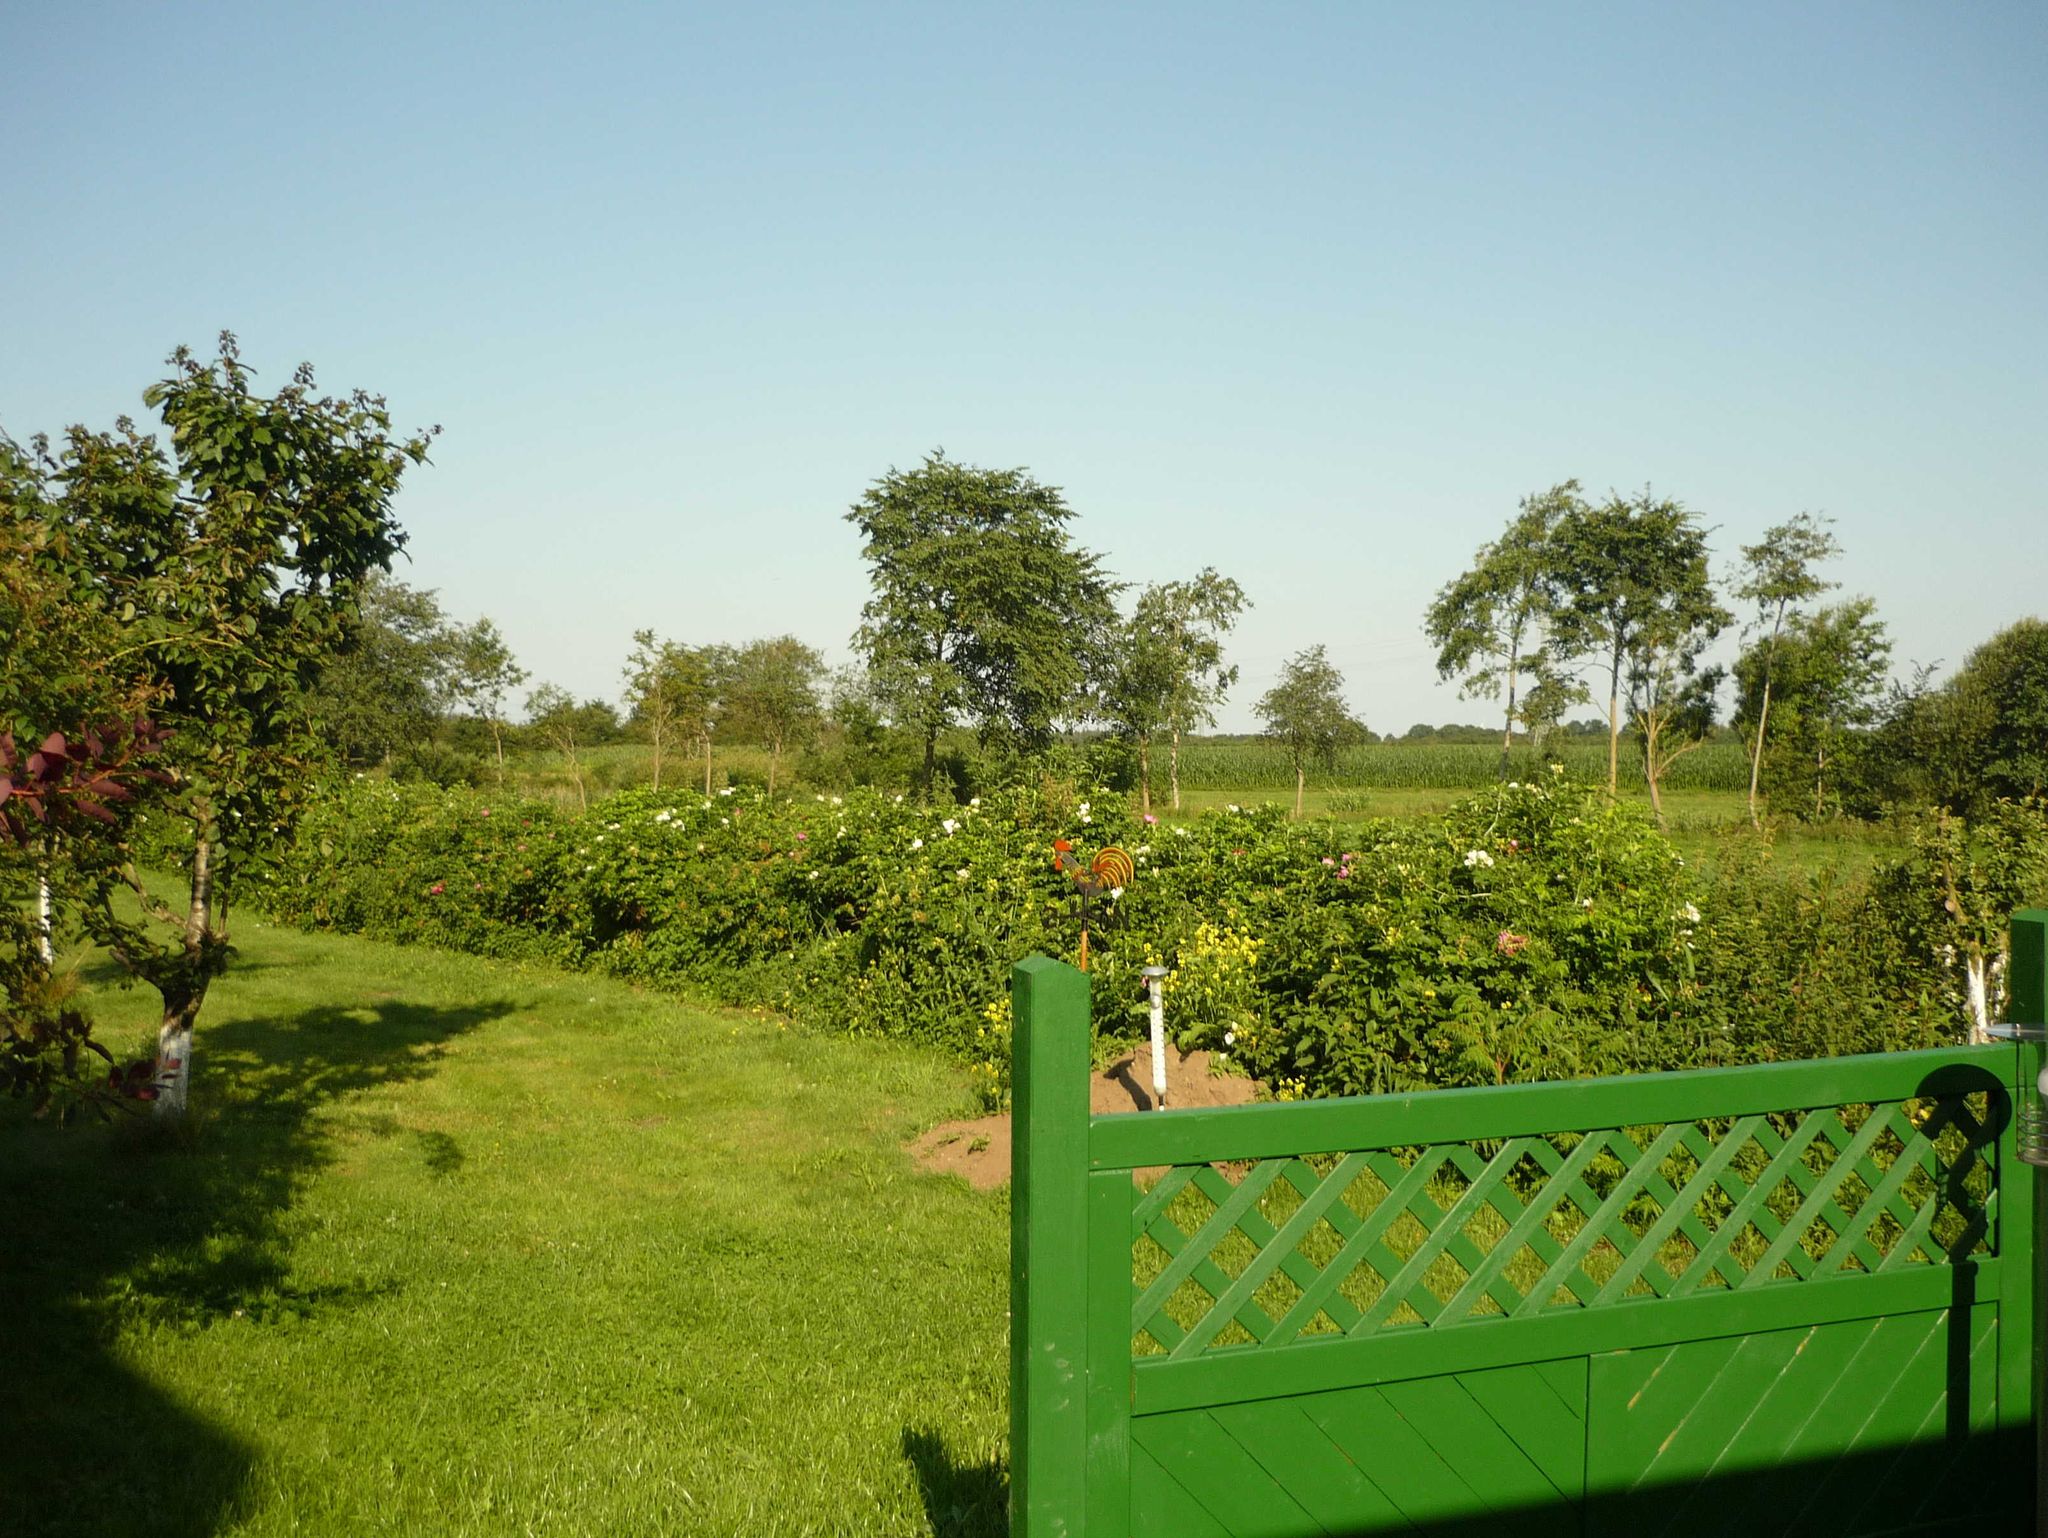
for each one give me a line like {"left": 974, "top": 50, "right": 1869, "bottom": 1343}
{"left": 1815, "top": 1106, "right": 1940, "bottom": 1278}
{"left": 1170, "top": 1152, "right": 1376, "bottom": 1359}
{"left": 1128, "top": 1089, "right": 1996, "bottom": 1359}
{"left": 1132, "top": 1158, "right": 1292, "bottom": 1331}
{"left": 1592, "top": 1117, "right": 1770, "bottom": 1304}
{"left": 1136, "top": 1198, "right": 1282, "bottom": 1352}
{"left": 1508, "top": 1122, "right": 1693, "bottom": 1321}
{"left": 1515, "top": 1132, "right": 1664, "bottom": 1308}
{"left": 1265, "top": 1145, "right": 1464, "bottom": 1346}
{"left": 1669, "top": 1108, "right": 1837, "bottom": 1297}
{"left": 1356, "top": 1135, "right": 1592, "bottom": 1334}
{"left": 1742, "top": 1100, "right": 1901, "bottom": 1289}
{"left": 1134, "top": 1163, "right": 1202, "bottom": 1230}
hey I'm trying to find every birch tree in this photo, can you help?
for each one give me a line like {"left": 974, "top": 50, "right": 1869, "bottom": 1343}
{"left": 725, "top": 636, "right": 825, "bottom": 797}
{"left": 1105, "top": 569, "right": 1247, "bottom": 815}
{"left": 1550, "top": 489, "right": 1720, "bottom": 797}
{"left": 449, "top": 618, "right": 527, "bottom": 785}
{"left": 1255, "top": 646, "right": 1363, "bottom": 818}
{"left": 1425, "top": 482, "right": 1582, "bottom": 778}
{"left": 1733, "top": 514, "right": 1839, "bottom": 827}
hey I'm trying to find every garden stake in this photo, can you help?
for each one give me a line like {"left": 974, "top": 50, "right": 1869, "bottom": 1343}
{"left": 1141, "top": 965, "right": 1170, "bottom": 1109}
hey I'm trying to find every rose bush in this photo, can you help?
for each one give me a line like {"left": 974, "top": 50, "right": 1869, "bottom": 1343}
{"left": 265, "top": 773, "right": 2045, "bottom": 1107}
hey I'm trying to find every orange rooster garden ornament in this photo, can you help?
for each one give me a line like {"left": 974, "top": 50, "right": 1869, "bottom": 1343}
{"left": 1052, "top": 839, "right": 1135, "bottom": 971}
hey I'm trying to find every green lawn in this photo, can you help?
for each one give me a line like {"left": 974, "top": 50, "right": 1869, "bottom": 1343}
{"left": 1, "top": 919, "right": 1010, "bottom": 1537}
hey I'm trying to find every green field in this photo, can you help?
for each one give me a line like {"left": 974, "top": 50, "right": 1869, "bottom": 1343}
{"left": 1170, "top": 737, "right": 1752, "bottom": 792}
{"left": 2, "top": 921, "right": 1009, "bottom": 1537}
{"left": 501, "top": 736, "right": 1754, "bottom": 804}
{"left": 493, "top": 736, "right": 1891, "bottom": 879}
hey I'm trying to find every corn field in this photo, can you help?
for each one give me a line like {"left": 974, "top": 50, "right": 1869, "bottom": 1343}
{"left": 1174, "top": 738, "right": 1751, "bottom": 791}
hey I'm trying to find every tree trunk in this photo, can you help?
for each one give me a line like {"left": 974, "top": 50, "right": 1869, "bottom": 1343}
{"left": 704, "top": 735, "right": 713, "bottom": 794}
{"left": 1294, "top": 762, "right": 1305, "bottom": 819}
{"left": 1170, "top": 727, "right": 1182, "bottom": 812}
{"left": 1499, "top": 647, "right": 1520, "bottom": 781}
{"left": 1748, "top": 607, "right": 1786, "bottom": 831}
{"left": 154, "top": 835, "right": 217, "bottom": 1121}
{"left": 490, "top": 719, "right": 506, "bottom": 786}
{"left": 1138, "top": 738, "right": 1151, "bottom": 818}
{"left": 1605, "top": 647, "right": 1622, "bottom": 796}
{"left": 34, "top": 841, "right": 54, "bottom": 965}
{"left": 650, "top": 728, "right": 662, "bottom": 792}
{"left": 921, "top": 728, "right": 937, "bottom": 802}
{"left": 1643, "top": 730, "right": 1665, "bottom": 828}
{"left": 1965, "top": 951, "right": 1992, "bottom": 1045}
{"left": 1747, "top": 678, "right": 1772, "bottom": 831}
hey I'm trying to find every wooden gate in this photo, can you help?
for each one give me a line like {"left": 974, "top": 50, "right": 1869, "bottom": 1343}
{"left": 1009, "top": 913, "right": 2048, "bottom": 1536}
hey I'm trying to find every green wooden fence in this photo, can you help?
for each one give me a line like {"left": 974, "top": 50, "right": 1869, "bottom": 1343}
{"left": 1010, "top": 911, "right": 2048, "bottom": 1537}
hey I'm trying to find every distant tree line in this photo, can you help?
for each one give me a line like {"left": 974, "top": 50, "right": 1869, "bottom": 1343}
{"left": 318, "top": 456, "right": 2043, "bottom": 829}
{"left": 1426, "top": 482, "right": 2047, "bottom": 825}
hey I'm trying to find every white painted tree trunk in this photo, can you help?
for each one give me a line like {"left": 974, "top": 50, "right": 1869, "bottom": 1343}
{"left": 155, "top": 1022, "right": 192, "bottom": 1116}
{"left": 1965, "top": 954, "right": 1992, "bottom": 1045}
{"left": 154, "top": 835, "right": 214, "bottom": 1121}
{"left": 35, "top": 865, "right": 54, "bottom": 965}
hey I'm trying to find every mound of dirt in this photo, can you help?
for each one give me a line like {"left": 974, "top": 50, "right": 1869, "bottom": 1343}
{"left": 908, "top": 1048, "right": 1262, "bottom": 1190}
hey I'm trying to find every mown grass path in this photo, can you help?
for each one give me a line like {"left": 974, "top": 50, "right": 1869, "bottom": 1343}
{"left": 1, "top": 917, "right": 1010, "bottom": 1537}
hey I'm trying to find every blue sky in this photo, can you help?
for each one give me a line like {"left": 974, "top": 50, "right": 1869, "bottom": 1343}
{"left": 4, "top": 2, "right": 2042, "bottom": 732}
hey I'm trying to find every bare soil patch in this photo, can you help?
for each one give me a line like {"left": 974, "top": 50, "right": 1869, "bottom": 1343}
{"left": 908, "top": 1048, "right": 1263, "bottom": 1190}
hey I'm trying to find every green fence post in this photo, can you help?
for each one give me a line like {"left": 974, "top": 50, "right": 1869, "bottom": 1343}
{"left": 1011, "top": 954, "right": 1094, "bottom": 1538}
{"left": 2016, "top": 910, "right": 2048, "bottom": 1532}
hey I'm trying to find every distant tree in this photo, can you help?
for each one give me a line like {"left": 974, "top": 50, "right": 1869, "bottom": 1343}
{"left": 1736, "top": 598, "right": 1890, "bottom": 820}
{"left": 1426, "top": 482, "right": 1584, "bottom": 777}
{"left": 447, "top": 618, "right": 527, "bottom": 784}
{"left": 526, "top": 683, "right": 590, "bottom": 810}
{"left": 1733, "top": 514, "right": 1840, "bottom": 827}
{"left": 725, "top": 636, "right": 826, "bottom": 797}
{"left": 1103, "top": 569, "right": 1248, "bottom": 816}
{"left": 847, "top": 450, "right": 1117, "bottom": 797}
{"left": 310, "top": 573, "right": 457, "bottom": 769}
{"left": 1148, "top": 570, "right": 1248, "bottom": 813}
{"left": 1255, "top": 645, "right": 1363, "bottom": 817}
{"left": 1550, "top": 489, "right": 1724, "bottom": 799}
{"left": 1876, "top": 618, "right": 2048, "bottom": 816}
{"left": 811, "top": 665, "right": 913, "bottom": 792}
{"left": 623, "top": 630, "right": 722, "bottom": 792}
{"left": 13, "top": 336, "right": 433, "bottom": 1119}
{"left": 1516, "top": 672, "right": 1577, "bottom": 758}
{"left": 692, "top": 644, "right": 735, "bottom": 793}
{"left": 1953, "top": 619, "right": 2048, "bottom": 802}
{"left": 1627, "top": 651, "right": 1726, "bottom": 828}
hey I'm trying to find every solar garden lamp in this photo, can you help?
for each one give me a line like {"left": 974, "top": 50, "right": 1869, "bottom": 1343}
{"left": 1140, "top": 966, "right": 1171, "bottom": 1110}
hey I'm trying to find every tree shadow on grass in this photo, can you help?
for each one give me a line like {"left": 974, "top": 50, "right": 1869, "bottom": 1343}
{"left": 0, "top": 995, "right": 517, "bottom": 1538}
{"left": 901, "top": 1426, "right": 1007, "bottom": 1537}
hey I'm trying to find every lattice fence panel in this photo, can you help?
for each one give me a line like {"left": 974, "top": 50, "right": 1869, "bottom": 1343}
{"left": 1131, "top": 1090, "right": 2003, "bottom": 1358}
